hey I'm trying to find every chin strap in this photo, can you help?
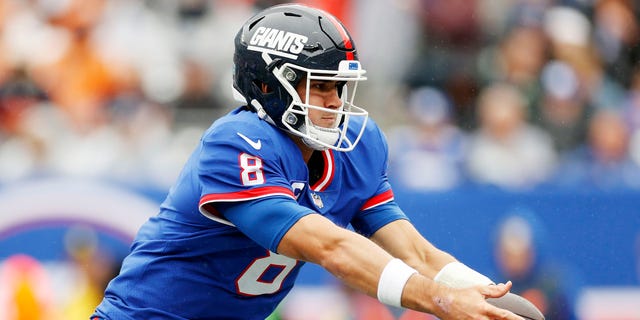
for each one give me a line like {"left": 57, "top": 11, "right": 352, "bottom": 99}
{"left": 300, "top": 123, "right": 340, "bottom": 151}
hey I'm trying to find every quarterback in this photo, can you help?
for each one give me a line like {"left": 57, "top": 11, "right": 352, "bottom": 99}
{"left": 91, "top": 4, "right": 542, "bottom": 320}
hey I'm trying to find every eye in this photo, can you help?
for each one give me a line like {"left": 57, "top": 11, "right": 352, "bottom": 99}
{"left": 310, "top": 81, "right": 339, "bottom": 92}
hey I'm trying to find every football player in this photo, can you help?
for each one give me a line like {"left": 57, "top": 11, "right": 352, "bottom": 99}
{"left": 91, "top": 4, "right": 540, "bottom": 320}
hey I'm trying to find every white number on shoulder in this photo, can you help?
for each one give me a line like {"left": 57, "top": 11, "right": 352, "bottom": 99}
{"left": 239, "top": 153, "right": 265, "bottom": 186}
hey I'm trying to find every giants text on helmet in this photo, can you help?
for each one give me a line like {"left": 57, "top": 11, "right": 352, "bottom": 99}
{"left": 248, "top": 27, "right": 308, "bottom": 58}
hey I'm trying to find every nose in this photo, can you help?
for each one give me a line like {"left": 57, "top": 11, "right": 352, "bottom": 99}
{"left": 324, "top": 88, "right": 342, "bottom": 109}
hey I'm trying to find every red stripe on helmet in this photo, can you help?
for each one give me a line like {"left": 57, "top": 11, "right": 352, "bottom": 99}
{"left": 324, "top": 13, "right": 355, "bottom": 60}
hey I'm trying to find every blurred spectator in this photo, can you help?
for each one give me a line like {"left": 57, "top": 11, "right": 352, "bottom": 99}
{"left": 43, "top": 109, "right": 124, "bottom": 179}
{"left": 106, "top": 95, "right": 176, "bottom": 187}
{"left": 0, "top": 69, "right": 49, "bottom": 183}
{"left": 543, "top": 5, "right": 626, "bottom": 111}
{"left": 528, "top": 6, "right": 627, "bottom": 152}
{"left": 625, "top": 67, "right": 640, "bottom": 168}
{"left": 171, "top": 57, "right": 227, "bottom": 128}
{"left": 476, "top": 24, "right": 549, "bottom": 119}
{"left": 550, "top": 108, "right": 640, "bottom": 190}
{"left": 31, "top": 0, "right": 124, "bottom": 132}
{"left": 91, "top": 0, "right": 184, "bottom": 105}
{"left": 625, "top": 66, "right": 640, "bottom": 131}
{"left": 0, "top": 69, "right": 47, "bottom": 134}
{"left": 534, "top": 60, "right": 592, "bottom": 152}
{"left": 388, "top": 86, "right": 467, "bottom": 191}
{"left": 57, "top": 225, "right": 120, "bottom": 320}
{"left": 491, "top": 213, "right": 579, "bottom": 320}
{"left": 592, "top": 0, "right": 640, "bottom": 88}
{"left": 0, "top": 254, "right": 55, "bottom": 320}
{"left": 465, "top": 83, "right": 557, "bottom": 190}
{"left": 350, "top": 0, "right": 419, "bottom": 126}
{"left": 476, "top": 0, "right": 550, "bottom": 40}
{"left": 0, "top": 0, "right": 71, "bottom": 80}
{"left": 416, "top": 0, "right": 480, "bottom": 48}
{"left": 403, "top": 0, "right": 482, "bottom": 128}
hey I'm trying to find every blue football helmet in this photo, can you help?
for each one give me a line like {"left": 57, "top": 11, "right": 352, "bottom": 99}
{"left": 232, "top": 4, "right": 368, "bottom": 151}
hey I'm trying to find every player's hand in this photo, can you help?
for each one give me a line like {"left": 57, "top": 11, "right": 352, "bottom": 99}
{"left": 432, "top": 281, "right": 523, "bottom": 320}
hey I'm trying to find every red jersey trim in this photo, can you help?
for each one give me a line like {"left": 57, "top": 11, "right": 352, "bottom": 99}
{"left": 360, "top": 189, "right": 394, "bottom": 211}
{"left": 198, "top": 186, "right": 295, "bottom": 226}
{"left": 199, "top": 186, "right": 295, "bottom": 206}
{"left": 310, "top": 150, "right": 335, "bottom": 192}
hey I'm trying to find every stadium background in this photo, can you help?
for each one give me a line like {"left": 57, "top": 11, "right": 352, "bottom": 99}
{"left": 0, "top": 0, "right": 639, "bottom": 319}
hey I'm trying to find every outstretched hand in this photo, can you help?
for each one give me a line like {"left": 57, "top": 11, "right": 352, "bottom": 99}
{"left": 432, "top": 281, "right": 523, "bottom": 320}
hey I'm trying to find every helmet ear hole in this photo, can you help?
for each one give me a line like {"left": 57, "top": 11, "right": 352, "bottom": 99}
{"left": 282, "top": 67, "right": 298, "bottom": 82}
{"left": 284, "top": 113, "right": 299, "bottom": 126}
{"left": 253, "top": 80, "right": 271, "bottom": 94}
{"left": 284, "top": 105, "right": 305, "bottom": 128}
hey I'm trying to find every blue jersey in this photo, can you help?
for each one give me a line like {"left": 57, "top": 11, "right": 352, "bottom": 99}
{"left": 92, "top": 107, "right": 407, "bottom": 320}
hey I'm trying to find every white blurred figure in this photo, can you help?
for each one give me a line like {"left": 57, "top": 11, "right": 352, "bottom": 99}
{"left": 0, "top": 0, "right": 70, "bottom": 73}
{"left": 542, "top": 5, "right": 626, "bottom": 121}
{"left": 388, "top": 86, "right": 467, "bottom": 191}
{"left": 351, "top": 0, "right": 419, "bottom": 124}
{"left": 44, "top": 106, "right": 124, "bottom": 180}
{"left": 107, "top": 96, "right": 198, "bottom": 191}
{"left": 91, "top": 0, "right": 185, "bottom": 105}
{"left": 465, "top": 82, "right": 557, "bottom": 190}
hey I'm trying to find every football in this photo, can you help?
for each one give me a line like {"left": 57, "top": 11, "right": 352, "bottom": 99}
{"left": 487, "top": 292, "right": 545, "bottom": 320}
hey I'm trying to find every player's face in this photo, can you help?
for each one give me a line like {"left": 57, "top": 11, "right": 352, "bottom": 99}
{"left": 296, "top": 79, "right": 342, "bottom": 128}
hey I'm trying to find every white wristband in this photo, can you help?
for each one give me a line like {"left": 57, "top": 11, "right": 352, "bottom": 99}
{"left": 434, "top": 262, "right": 493, "bottom": 288}
{"left": 377, "top": 259, "right": 418, "bottom": 307}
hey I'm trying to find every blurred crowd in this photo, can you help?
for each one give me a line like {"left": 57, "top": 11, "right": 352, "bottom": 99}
{"left": 1, "top": 0, "right": 639, "bottom": 194}
{"left": 0, "top": 0, "right": 258, "bottom": 191}
{"left": 0, "top": 0, "right": 638, "bottom": 192}
{"left": 387, "top": 0, "right": 640, "bottom": 192}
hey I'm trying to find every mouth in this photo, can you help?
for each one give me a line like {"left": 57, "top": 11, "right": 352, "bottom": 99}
{"left": 320, "top": 115, "right": 337, "bottom": 127}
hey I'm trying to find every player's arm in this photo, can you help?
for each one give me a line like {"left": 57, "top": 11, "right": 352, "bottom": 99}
{"left": 370, "top": 218, "right": 545, "bottom": 320}
{"left": 370, "top": 218, "right": 457, "bottom": 277}
{"left": 277, "top": 213, "right": 523, "bottom": 320}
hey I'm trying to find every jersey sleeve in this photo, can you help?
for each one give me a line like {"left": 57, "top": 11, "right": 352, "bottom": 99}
{"left": 215, "top": 197, "right": 314, "bottom": 252}
{"left": 352, "top": 199, "right": 408, "bottom": 238}
{"left": 197, "top": 120, "right": 298, "bottom": 225}
{"left": 350, "top": 120, "right": 408, "bottom": 237}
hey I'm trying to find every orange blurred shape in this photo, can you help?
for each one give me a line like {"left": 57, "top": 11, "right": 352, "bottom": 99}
{"left": 0, "top": 254, "right": 53, "bottom": 320}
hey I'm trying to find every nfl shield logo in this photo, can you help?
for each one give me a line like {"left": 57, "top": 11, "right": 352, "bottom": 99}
{"left": 311, "top": 193, "right": 324, "bottom": 209}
